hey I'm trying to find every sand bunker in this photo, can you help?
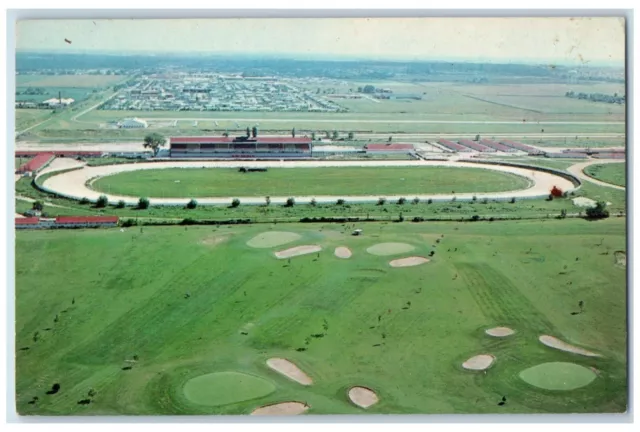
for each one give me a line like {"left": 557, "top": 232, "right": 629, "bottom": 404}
{"left": 335, "top": 246, "right": 352, "bottom": 259}
{"left": 389, "top": 256, "right": 430, "bottom": 267}
{"left": 519, "top": 362, "right": 597, "bottom": 391}
{"left": 274, "top": 245, "right": 322, "bottom": 259}
{"left": 539, "top": 335, "right": 601, "bottom": 357}
{"left": 247, "top": 231, "right": 301, "bottom": 248}
{"left": 462, "top": 354, "right": 495, "bottom": 371}
{"left": 572, "top": 197, "right": 597, "bottom": 207}
{"left": 485, "top": 327, "right": 515, "bottom": 337}
{"left": 366, "top": 242, "right": 416, "bottom": 256}
{"left": 266, "top": 358, "right": 313, "bottom": 385}
{"left": 614, "top": 251, "right": 626, "bottom": 268}
{"left": 348, "top": 386, "right": 379, "bottom": 409}
{"left": 250, "top": 401, "right": 309, "bottom": 416}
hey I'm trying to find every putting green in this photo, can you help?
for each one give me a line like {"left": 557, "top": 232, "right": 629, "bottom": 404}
{"left": 246, "top": 231, "right": 301, "bottom": 248}
{"left": 183, "top": 371, "right": 276, "bottom": 406}
{"left": 519, "top": 362, "right": 597, "bottom": 391}
{"left": 366, "top": 242, "right": 416, "bottom": 256}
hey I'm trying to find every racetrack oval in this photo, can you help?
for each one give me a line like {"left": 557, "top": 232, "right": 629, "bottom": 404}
{"left": 39, "top": 159, "right": 577, "bottom": 206}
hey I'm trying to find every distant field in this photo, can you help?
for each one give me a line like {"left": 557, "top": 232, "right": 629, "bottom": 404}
{"left": 16, "top": 74, "right": 127, "bottom": 88}
{"left": 584, "top": 163, "right": 626, "bottom": 187}
{"left": 91, "top": 166, "right": 531, "bottom": 198}
{"left": 15, "top": 109, "right": 53, "bottom": 130}
{"left": 15, "top": 87, "right": 95, "bottom": 103}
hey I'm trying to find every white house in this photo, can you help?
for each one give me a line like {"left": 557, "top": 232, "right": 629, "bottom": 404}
{"left": 42, "top": 98, "right": 75, "bottom": 107}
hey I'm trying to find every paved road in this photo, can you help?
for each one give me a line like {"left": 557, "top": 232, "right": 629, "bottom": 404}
{"left": 39, "top": 159, "right": 576, "bottom": 207}
{"left": 566, "top": 159, "right": 626, "bottom": 191}
{"left": 139, "top": 117, "right": 624, "bottom": 125}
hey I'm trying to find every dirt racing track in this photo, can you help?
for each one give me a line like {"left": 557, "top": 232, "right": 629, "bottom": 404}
{"left": 37, "top": 159, "right": 581, "bottom": 206}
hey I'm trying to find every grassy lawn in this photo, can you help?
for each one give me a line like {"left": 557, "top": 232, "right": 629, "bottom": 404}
{"left": 15, "top": 109, "right": 53, "bottom": 131}
{"left": 15, "top": 218, "right": 627, "bottom": 415}
{"left": 584, "top": 163, "right": 626, "bottom": 187}
{"left": 91, "top": 167, "right": 531, "bottom": 198}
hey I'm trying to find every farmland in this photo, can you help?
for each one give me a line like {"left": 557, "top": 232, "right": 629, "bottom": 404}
{"left": 90, "top": 166, "right": 531, "bottom": 199}
{"left": 16, "top": 74, "right": 128, "bottom": 88}
{"left": 15, "top": 218, "right": 627, "bottom": 415}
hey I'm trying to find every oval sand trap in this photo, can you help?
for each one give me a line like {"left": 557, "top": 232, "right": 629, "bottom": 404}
{"left": 183, "top": 372, "right": 275, "bottom": 406}
{"left": 266, "top": 358, "right": 313, "bottom": 385}
{"left": 539, "top": 335, "right": 600, "bottom": 357}
{"left": 519, "top": 362, "right": 597, "bottom": 390}
{"left": 462, "top": 354, "right": 495, "bottom": 371}
{"left": 485, "top": 327, "right": 515, "bottom": 337}
{"left": 247, "top": 231, "right": 301, "bottom": 248}
{"left": 366, "top": 242, "right": 416, "bottom": 256}
{"left": 335, "top": 246, "right": 352, "bottom": 259}
{"left": 348, "top": 386, "right": 379, "bottom": 409}
{"left": 389, "top": 256, "right": 430, "bottom": 267}
{"left": 251, "top": 401, "right": 309, "bottom": 416}
{"left": 274, "top": 245, "right": 322, "bottom": 259}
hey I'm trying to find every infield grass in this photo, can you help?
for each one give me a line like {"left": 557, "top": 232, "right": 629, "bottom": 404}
{"left": 584, "top": 163, "right": 626, "bottom": 187}
{"left": 91, "top": 166, "right": 532, "bottom": 198}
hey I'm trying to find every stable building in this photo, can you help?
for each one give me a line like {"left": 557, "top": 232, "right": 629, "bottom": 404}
{"left": 118, "top": 118, "right": 148, "bottom": 129}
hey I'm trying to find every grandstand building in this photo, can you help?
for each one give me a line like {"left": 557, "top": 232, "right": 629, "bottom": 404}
{"left": 169, "top": 136, "right": 313, "bottom": 159}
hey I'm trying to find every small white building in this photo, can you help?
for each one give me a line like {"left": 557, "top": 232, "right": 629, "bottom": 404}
{"left": 42, "top": 98, "right": 75, "bottom": 107}
{"left": 118, "top": 118, "right": 148, "bottom": 129}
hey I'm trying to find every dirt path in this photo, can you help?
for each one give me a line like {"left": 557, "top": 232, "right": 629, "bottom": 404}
{"left": 39, "top": 159, "right": 577, "bottom": 206}
{"left": 567, "top": 159, "right": 625, "bottom": 191}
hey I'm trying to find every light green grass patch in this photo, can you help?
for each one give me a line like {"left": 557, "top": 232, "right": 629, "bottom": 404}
{"left": 183, "top": 371, "right": 276, "bottom": 406}
{"left": 366, "top": 242, "right": 416, "bottom": 256}
{"left": 584, "top": 163, "right": 626, "bottom": 187}
{"left": 246, "top": 231, "right": 302, "bottom": 248}
{"left": 519, "top": 362, "right": 597, "bottom": 390}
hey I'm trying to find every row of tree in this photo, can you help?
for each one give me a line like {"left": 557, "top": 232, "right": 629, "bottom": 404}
{"left": 565, "top": 91, "right": 625, "bottom": 104}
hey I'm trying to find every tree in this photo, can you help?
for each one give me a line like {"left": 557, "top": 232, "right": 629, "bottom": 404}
{"left": 332, "top": 130, "right": 339, "bottom": 140}
{"left": 231, "top": 198, "right": 241, "bottom": 208}
{"left": 377, "top": 197, "right": 387, "bottom": 206}
{"left": 285, "top": 197, "right": 295, "bottom": 207}
{"left": 363, "top": 85, "right": 375, "bottom": 94}
{"left": 348, "top": 131, "right": 355, "bottom": 140}
{"left": 311, "top": 132, "right": 316, "bottom": 140}
{"left": 427, "top": 198, "right": 433, "bottom": 204}
{"left": 222, "top": 131, "right": 229, "bottom": 137}
{"left": 96, "top": 195, "right": 109, "bottom": 208}
{"left": 186, "top": 199, "right": 198, "bottom": 209}
{"left": 116, "top": 200, "right": 126, "bottom": 209}
{"left": 397, "top": 197, "right": 407, "bottom": 205}
{"left": 550, "top": 186, "right": 563, "bottom": 197}
{"left": 325, "top": 131, "right": 331, "bottom": 139}
{"left": 138, "top": 197, "right": 150, "bottom": 209}
{"left": 143, "top": 133, "right": 166, "bottom": 156}
{"left": 252, "top": 126, "right": 258, "bottom": 138}
{"left": 357, "top": 86, "right": 363, "bottom": 93}
{"left": 292, "top": 128, "right": 296, "bottom": 138}
{"left": 585, "top": 201, "right": 610, "bottom": 219}
{"left": 388, "top": 136, "right": 393, "bottom": 143}
{"left": 265, "top": 196, "right": 271, "bottom": 206}
{"left": 310, "top": 198, "right": 317, "bottom": 207}
{"left": 475, "top": 134, "right": 481, "bottom": 141}
{"left": 246, "top": 127, "right": 251, "bottom": 137}
{"left": 336, "top": 198, "right": 345, "bottom": 206}
{"left": 510, "top": 197, "right": 516, "bottom": 203}
{"left": 412, "top": 197, "right": 420, "bottom": 205}
{"left": 80, "top": 197, "right": 90, "bottom": 205}
{"left": 32, "top": 200, "right": 44, "bottom": 211}
{"left": 559, "top": 209, "right": 567, "bottom": 219}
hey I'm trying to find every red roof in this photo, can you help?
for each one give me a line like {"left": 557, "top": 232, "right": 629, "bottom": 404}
{"left": 170, "top": 136, "right": 312, "bottom": 144}
{"left": 17, "top": 153, "right": 54, "bottom": 173}
{"left": 15, "top": 217, "right": 40, "bottom": 225}
{"left": 55, "top": 216, "right": 119, "bottom": 224}
{"left": 366, "top": 143, "right": 415, "bottom": 151}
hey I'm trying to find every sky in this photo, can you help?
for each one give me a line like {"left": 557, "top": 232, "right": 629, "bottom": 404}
{"left": 16, "top": 17, "right": 625, "bottom": 65}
